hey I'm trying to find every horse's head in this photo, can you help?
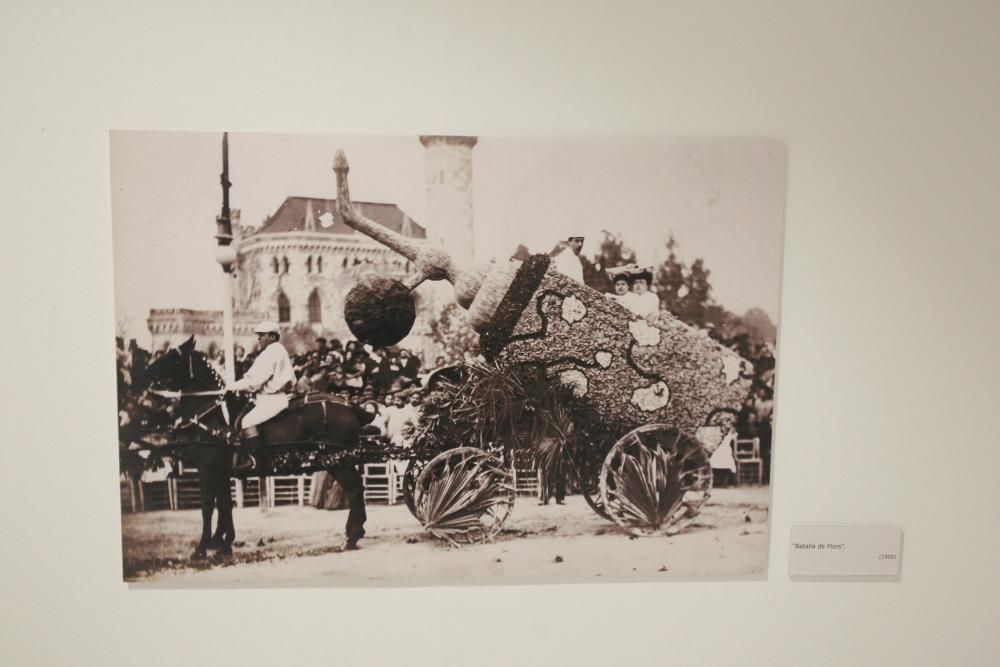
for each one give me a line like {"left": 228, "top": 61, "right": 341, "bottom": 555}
{"left": 137, "top": 337, "right": 233, "bottom": 440}
{"left": 142, "top": 337, "right": 223, "bottom": 393}
{"left": 141, "top": 337, "right": 191, "bottom": 392}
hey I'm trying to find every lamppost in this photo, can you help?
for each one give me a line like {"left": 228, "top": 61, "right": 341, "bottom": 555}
{"left": 214, "top": 132, "right": 237, "bottom": 385}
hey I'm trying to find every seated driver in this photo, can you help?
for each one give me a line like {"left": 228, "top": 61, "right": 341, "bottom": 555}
{"left": 226, "top": 320, "right": 295, "bottom": 469}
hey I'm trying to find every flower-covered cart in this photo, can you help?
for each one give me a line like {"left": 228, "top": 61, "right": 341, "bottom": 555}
{"left": 334, "top": 151, "right": 755, "bottom": 544}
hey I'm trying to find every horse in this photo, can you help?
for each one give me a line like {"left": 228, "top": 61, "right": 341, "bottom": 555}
{"left": 138, "top": 336, "right": 370, "bottom": 559}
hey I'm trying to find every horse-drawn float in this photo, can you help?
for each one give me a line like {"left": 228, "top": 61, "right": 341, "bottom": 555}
{"left": 120, "top": 150, "right": 755, "bottom": 555}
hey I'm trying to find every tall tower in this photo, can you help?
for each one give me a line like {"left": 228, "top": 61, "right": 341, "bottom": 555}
{"left": 419, "top": 135, "right": 477, "bottom": 262}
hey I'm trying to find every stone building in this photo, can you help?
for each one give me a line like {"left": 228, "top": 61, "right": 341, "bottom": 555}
{"left": 234, "top": 196, "right": 425, "bottom": 330}
{"left": 147, "top": 308, "right": 261, "bottom": 356}
{"left": 149, "top": 197, "right": 434, "bottom": 357}
{"left": 148, "top": 135, "right": 479, "bottom": 361}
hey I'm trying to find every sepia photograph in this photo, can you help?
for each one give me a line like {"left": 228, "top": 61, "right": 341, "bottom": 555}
{"left": 112, "top": 131, "right": 785, "bottom": 585}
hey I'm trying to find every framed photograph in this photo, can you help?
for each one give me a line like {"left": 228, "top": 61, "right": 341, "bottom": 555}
{"left": 112, "top": 131, "right": 785, "bottom": 585}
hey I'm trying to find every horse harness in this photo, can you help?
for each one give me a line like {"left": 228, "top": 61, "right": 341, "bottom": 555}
{"left": 146, "top": 390, "right": 231, "bottom": 442}
{"left": 154, "top": 389, "right": 333, "bottom": 443}
{"left": 151, "top": 353, "right": 339, "bottom": 444}
{"left": 176, "top": 396, "right": 231, "bottom": 441}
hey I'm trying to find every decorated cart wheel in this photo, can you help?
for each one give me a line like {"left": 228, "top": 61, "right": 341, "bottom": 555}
{"left": 412, "top": 447, "right": 516, "bottom": 546}
{"left": 599, "top": 424, "right": 712, "bottom": 537}
{"left": 402, "top": 457, "right": 427, "bottom": 519}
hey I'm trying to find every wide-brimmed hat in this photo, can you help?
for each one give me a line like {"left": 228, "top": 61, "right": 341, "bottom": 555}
{"left": 606, "top": 263, "right": 639, "bottom": 281}
{"left": 632, "top": 266, "right": 655, "bottom": 283}
{"left": 606, "top": 264, "right": 654, "bottom": 284}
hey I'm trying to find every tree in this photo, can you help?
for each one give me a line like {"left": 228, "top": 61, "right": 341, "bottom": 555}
{"left": 651, "top": 236, "right": 716, "bottom": 330}
{"left": 704, "top": 303, "right": 739, "bottom": 338}
{"left": 738, "top": 308, "right": 777, "bottom": 345}
{"left": 677, "top": 258, "right": 712, "bottom": 327}
{"left": 653, "top": 235, "right": 685, "bottom": 314}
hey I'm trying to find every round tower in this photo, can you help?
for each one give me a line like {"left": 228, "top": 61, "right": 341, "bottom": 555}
{"left": 419, "top": 135, "right": 477, "bottom": 262}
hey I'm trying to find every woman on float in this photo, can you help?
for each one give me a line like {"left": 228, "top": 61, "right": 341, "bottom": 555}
{"left": 629, "top": 267, "right": 660, "bottom": 320}
{"left": 606, "top": 264, "right": 637, "bottom": 311}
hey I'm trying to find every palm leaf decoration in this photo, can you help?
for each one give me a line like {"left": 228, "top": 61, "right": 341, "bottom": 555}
{"left": 411, "top": 361, "right": 624, "bottom": 480}
{"left": 413, "top": 448, "right": 515, "bottom": 546}
{"left": 600, "top": 425, "right": 712, "bottom": 536}
{"left": 408, "top": 361, "right": 656, "bottom": 542}
{"left": 606, "top": 443, "right": 682, "bottom": 529}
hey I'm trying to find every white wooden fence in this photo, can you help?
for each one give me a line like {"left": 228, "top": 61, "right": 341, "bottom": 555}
{"left": 120, "top": 475, "right": 309, "bottom": 511}
{"left": 122, "top": 458, "right": 545, "bottom": 512}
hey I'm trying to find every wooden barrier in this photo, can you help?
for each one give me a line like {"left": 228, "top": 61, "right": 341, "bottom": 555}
{"left": 512, "top": 465, "right": 541, "bottom": 498}
{"left": 268, "top": 476, "right": 313, "bottom": 507}
{"left": 121, "top": 475, "right": 316, "bottom": 512}
{"left": 362, "top": 463, "right": 396, "bottom": 504}
{"left": 511, "top": 451, "right": 541, "bottom": 498}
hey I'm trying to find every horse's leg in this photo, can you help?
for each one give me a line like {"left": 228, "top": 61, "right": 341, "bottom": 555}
{"left": 331, "top": 464, "right": 366, "bottom": 549}
{"left": 193, "top": 460, "right": 215, "bottom": 560}
{"left": 215, "top": 453, "right": 235, "bottom": 555}
{"left": 207, "top": 450, "right": 233, "bottom": 549}
{"left": 207, "top": 499, "right": 225, "bottom": 549}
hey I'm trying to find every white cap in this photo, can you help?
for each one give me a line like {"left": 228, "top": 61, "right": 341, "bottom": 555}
{"left": 254, "top": 320, "right": 280, "bottom": 335}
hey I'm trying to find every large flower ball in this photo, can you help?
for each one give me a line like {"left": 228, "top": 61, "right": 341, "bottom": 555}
{"left": 344, "top": 277, "right": 416, "bottom": 347}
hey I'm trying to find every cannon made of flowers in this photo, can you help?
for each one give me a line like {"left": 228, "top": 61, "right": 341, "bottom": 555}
{"left": 333, "top": 151, "right": 753, "bottom": 539}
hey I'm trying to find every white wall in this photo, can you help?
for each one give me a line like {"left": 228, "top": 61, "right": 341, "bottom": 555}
{"left": 1, "top": 2, "right": 997, "bottom": 666}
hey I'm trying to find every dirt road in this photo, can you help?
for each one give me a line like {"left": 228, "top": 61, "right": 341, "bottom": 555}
{"left": 123, "top": 487, "right": 771, "bottom": 586}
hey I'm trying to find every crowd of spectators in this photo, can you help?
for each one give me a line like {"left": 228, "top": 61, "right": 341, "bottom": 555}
{"left": 118, "top": 314, "right": 776, "bottom": 484}
{"left": 711, "top": 334, "right": 776, "bottom": 485}
{"left": 116, "top": 335, "right": 444, "bottom": 451}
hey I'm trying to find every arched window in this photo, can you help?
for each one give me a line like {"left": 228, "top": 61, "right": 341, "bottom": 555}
{"left": 342, "top": 256, "right": 348, "bottom": 268}
{"left": 272, "top": 257, "right": 279, "bottom": 274}
{"left": 306, "top": 256, "right": 312, "bottom": 273}
{"left": 308, "top": 289, "right": 322, "bottom": 324}
{"left": 277, "top": 291, "right": 291, "bottom": 323}
{"left": 316, "top": 256, "right": 323, "bottom": 274}
{"left": 281, "top": 256, "right": 290, "bottom": 274}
